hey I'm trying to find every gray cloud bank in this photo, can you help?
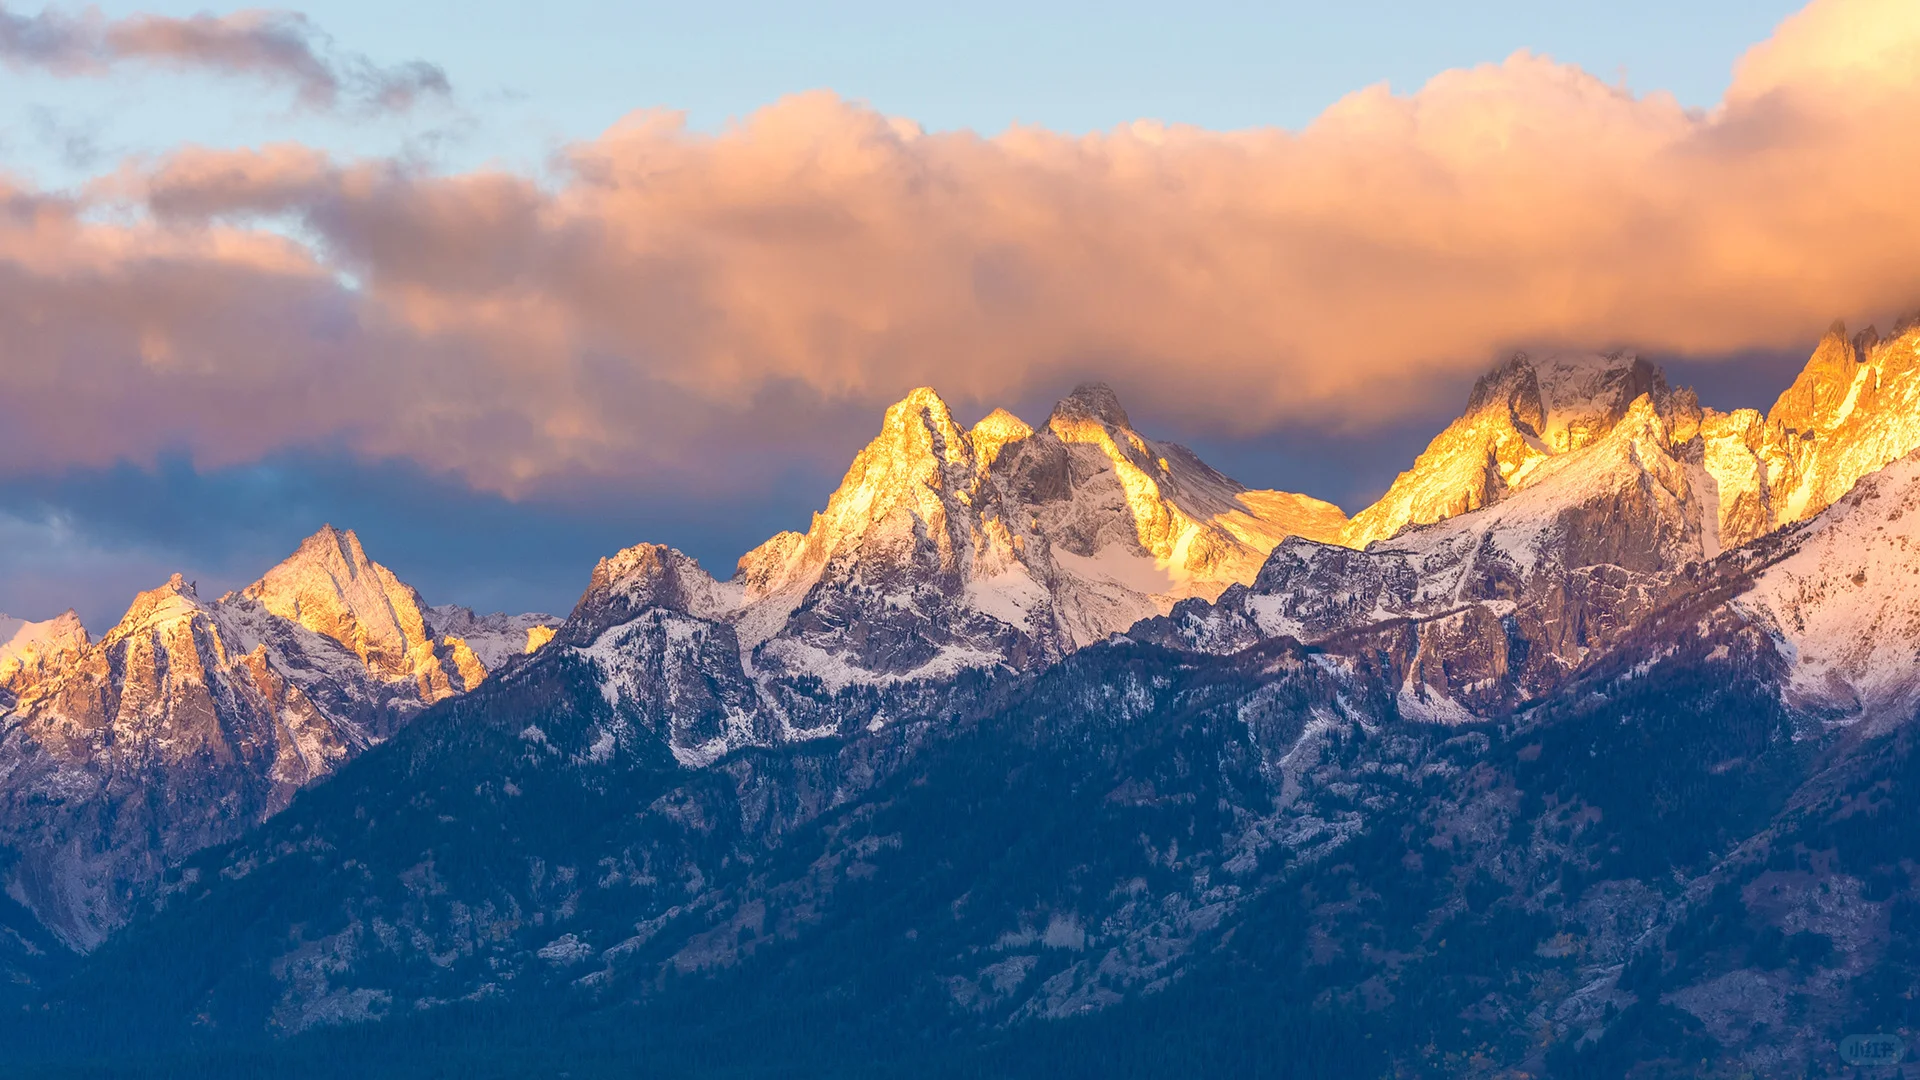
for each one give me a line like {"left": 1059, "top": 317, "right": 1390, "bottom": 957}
{"left": 0, "top": 3, "right": 448, "bottom": 111}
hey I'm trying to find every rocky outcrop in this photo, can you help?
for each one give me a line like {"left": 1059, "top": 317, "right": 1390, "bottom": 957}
{"left": 0, "top": 531, "right": 560, "bottom": 950}
{"left": 1340, "top": 351, "right": 1676, "bottom": 548}
{"left": 1143, "top": 394, "right": 1716, "bottom": 718}
{"left": 1338, "top": 324, "right": 1920, "bottom": 555}
{"left": 732, "top": 381, "right": 1349, "bottom": 673}
{"left": 1695, "top": 318, "right": 1920, "bottom": 547}
{"left": 0, "top": 611, "right": 88, "bottom": 707}
{"left": 549, "top": 383, "right": 1350, "bottom": 765}
{"left": 0, "top": 577, "right": 359, "bottom": 949}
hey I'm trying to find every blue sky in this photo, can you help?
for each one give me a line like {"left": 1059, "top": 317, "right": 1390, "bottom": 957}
{"left": 0, "top": 0, "right": 1858, "bottom": 630}
{"left": 5, "top": 0, "right": 1802, "bottom": 186}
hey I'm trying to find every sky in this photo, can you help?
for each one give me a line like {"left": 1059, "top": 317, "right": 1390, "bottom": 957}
{"left": 2, "top": 0, "right": 1915, "bottom": 630}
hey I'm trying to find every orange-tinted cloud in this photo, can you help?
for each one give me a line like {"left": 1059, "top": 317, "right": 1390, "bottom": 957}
{"left": 0, "top": 3, "right": 448, "bottom": 111}
{"left": 4, "top": 0, "right": 1920, "bottom": 496}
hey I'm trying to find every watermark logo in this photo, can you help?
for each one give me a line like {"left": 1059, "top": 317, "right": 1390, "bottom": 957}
{"left": 1840, "top": 1034, "right": 1907, "bottom": 1066}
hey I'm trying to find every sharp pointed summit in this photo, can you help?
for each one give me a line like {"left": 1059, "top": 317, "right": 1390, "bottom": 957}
{"left": 238, "top": 524, "right": 444, "bottom": 691}
{"left": 552, "top": 380, "right": 1350, "bottom": 749}
{"left": 1696, "top": 315, "right": 1920, "bottom": 545}
{"left": 0, "top": 529, "right": 560, "bottom": 950}
{"left": 0, "top": 568, "right": 358, "bottom": 948}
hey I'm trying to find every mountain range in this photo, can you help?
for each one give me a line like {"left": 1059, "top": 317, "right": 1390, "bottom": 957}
{"left": 4, "top": 316, "right": 1920, "bottom": 1077}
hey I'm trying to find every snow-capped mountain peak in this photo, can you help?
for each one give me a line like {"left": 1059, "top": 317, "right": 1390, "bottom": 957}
{"left": 1048, "top": 381, "right": 1133, "bottom": 431}
{"left": 103, "top": 573, "right": 207, "bottom": 644}
{"left": 969, "top": 407, "right": 1033, "bottom": 470}
{"left": 1684, "top": 317, "right": 1920, "bottom": 548}
{"left": 0, "top": 534, "right": 560, "bottom": 950}
{"left": 554, "top": 383, "right": 1352, "bottom": 742}
{"left": 236, "top": 524, "right": 443, "bottom": 691}
{"left": 564, "top": 542, "right": 737, "bottom": 644}
{"left": 0, "top": 610, "right": 89, "bottom": 702}
{"left": 1341, "top": 350, "right": 1669, "bottom": 547}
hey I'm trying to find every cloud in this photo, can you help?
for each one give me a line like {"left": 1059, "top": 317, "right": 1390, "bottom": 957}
{"left": 2, "top": 0, "right": 1920, "bottom": 503}
{"left": 0, "top": 3, "right": 449, "bottom": 112}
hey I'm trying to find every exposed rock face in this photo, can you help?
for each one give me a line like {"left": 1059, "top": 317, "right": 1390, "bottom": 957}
{"left": 17, "top": 318, "right": 1920, "bottom": 1078}
{"left": 0, "top": 577, "right": 358, "bottom": 949}
{"left": 731, "top": 381, "right": 1348, "bottom": 665}
{"left": 1136, "top": 327, "right": 1920, "bottom": 725}
{"left": 554, "top": 383, "right": 1348, "bottom": 763}
{"left": 1143, "top": 393, "right": 1716, "bottom": 717}
{"left": 55, "top": 447, "right": 1920, "bottom": 1074}
{"left": 0, "top": 611, "right": 88, "bottom": 706}
{"left": 1017, "top": 384, "right": 1350, "bottom": 642}
{"left": 222, "top": 526, "right": 561, "bottom": 726}
{"left": 427, "top": 606, "right": 562, "bottom": 677}
{"left": 1340, "top": 352, "right": 1675, "bottom": 548}
{"left": 0, "top": 531, "right": 561, "bottom": 950}
{"left": 236, "top": 524, "right": 456, "bottom": 708}
{"left": 1338, "top": 326, "right": 1920, "bottom": 556}
{"left": 1698, "top": 318, "right": 1920, "bottom": 546}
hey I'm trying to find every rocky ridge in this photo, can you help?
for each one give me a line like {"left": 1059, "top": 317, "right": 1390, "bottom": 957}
{"left": 1142, "top": 322, "right": 1920, "bottom": 724}
{"left": 556, "top": 383, "right": 1349, "bottom": 763}
{"left": 10, "top": 320, "right": 1920, "bottom": 1078}
{"left": 1338, "top": 351, "right": 1676, "bottom": 548}
{"left": 0, "top": 611, "right": 88, "bottom": 708}
{"left": 0, "top": 530, "right": 560, "bottom": 948}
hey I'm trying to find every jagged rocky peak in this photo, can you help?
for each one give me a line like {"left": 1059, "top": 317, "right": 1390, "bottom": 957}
{"left": 0, "top": 609, "right": 89, "bottom": 699}
{"left": 106, "top": 573, "right": 208, "bottom": 643}
{"left": 1147, "top": 391, "right": 1714, "bottom": 718}
{"left": 1767, "top": 319, "right": 1875, "bottom": 433}
{"left": 841, "top": 386, "right": 975, "bottom": 493}
{"left": 0, "top": 532, "right": 562, "bottom": 952}
{"left": 0, "top": 568, "right": 360, "bottom": 950}
{"left": 1341, "top": 350, "right": 1674, "bottom": 548}
{"left": 969, "top": 407, "right": 1032, "bottom": 470}
{"left": 566, "top": 381, "right": 1349, "bottom": 699}
{"left": 564, "top": 543, "right": 733, "bottom": 644}
{"left": 1048, "top": 381, "right": 1133, "bottom": 432}
{"left": 736, "top": 386, "right": 990, "bottom": 616}
{"left": 1466, "top": 350, "right": 1667, "bottom": 453}
{"left": 237, "top": 525, "right": 439, "bottom": 686}
{"left": 1699, "top": 313, "right": 1920, "bottom": 547}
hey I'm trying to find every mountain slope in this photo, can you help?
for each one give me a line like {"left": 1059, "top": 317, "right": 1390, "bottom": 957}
{"left": 0, "top": 611, "right": 87, "bottom": 708}
{"left": 541, "top": 383, "right": 1349, "bottom": 766}
{"left": 37, "top": 442, "right": 1920, "bottom": 1077}
{"left": 1701, "top": 317, "right": 1920, "bottom": 547}
{"left": 1339, "top": 351, "right": 1675, "bottom": 548}
{"left": 28, "top": 449, "right": 1920, "bottom": 1075}
{"left": 0, "top": 530, "right": 561, "bottom": 951}
{"left": 1727, "top": 449, "right": 1920, "bottom": 722}
{"left": 13, "top": 321, "right": 1920, "bottom": 1078}
{"left": 1142, "top": 391, "right": 1718, "bottom": 718}
{"left": 0, "top": 576, "right": 361, "bottom": 949}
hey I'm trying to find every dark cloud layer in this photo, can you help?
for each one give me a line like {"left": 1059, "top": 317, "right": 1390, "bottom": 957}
{"left": 0, "top": 3, "right": 448, "bottom": 112}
